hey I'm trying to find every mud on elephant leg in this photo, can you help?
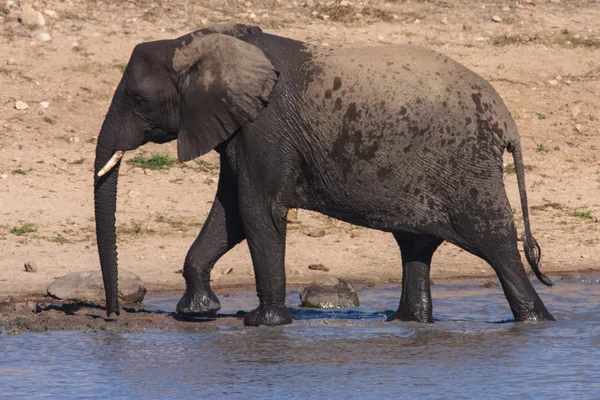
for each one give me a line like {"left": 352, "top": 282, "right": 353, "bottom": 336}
{"left": 387, "top": 234, "right": 443, "bottom": 323}
{"left": 176, "top": 178, "right": 245, "bottom": 316}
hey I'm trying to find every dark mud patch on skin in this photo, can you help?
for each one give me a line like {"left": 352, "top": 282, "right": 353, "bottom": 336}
{"left": 0, "top": 297, "right": 240, "bottom": 334}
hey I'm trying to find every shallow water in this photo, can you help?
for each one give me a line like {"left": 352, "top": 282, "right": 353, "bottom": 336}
{"left": 2, "top": 279, "right": 600, "bottom": 399}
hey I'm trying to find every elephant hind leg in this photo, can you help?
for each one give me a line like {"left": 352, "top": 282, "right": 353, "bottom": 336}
{"left": 387, "top": 233, "right": 443, "bottom": 323}
{"left": 447, "top": 196, "right": 554, "bottom": 322}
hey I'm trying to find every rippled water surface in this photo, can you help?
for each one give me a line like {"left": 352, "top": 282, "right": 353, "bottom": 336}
{"left": 2, "top": 279, "right": 600, "bottom": 399}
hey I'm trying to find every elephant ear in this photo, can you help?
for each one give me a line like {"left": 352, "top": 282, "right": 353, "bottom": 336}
{"left": 173, "top": 33, "right": 279, "bottom": 162}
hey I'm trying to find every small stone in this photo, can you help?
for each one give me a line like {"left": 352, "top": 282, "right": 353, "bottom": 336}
{"left": 320, "top": 42, "right": 330, "bottom": 47}
{"left": 441, "top": 16, "right": 448, "bottom": 25}
{"left": 39, "top": 33, "right": 52, "bottom": 42}
{"left": 492, "top": 15, "right": 502, "bottom": 23}
{"left": 222, "top": 267, "right": 233, "bottom": 275}
{"left": 43, "top": 10, "right": 57, "bottom": 17}
{"left": 132, "top": 167, "right": 144, "bottom": 174}
{"left": 307, "top": 227, "right": 326, "bottom": 238}
{"left": 565, "top": 79, "right": 573, "bottom": 86}
{"left": 20, "top": 3, "right": 45, "bottom": 26}
{"left": 143, "top": 169, "right": 153, "bottom": 176}
{"left": 308, "top": 264, "right": 329, "bottom": 272}
{"left": 68, "top": 136, "right": 80, "bottom": 143}
{"left": 128, "top": 190, "right": 138, "bottom": 198}
{"left": 571, "top": 105, "right": 581, "bottom": 118}
{"left": 547, "top": 79, "right": 559, "bottom": 86}
{"left": 480, "top": 281, "right": 499, "bottom": 288}
{"left": 286, "top": 208, "right": 298, "bottom": 223}
{"left": 574, "top": 124, "right": 585, "bottom": 133}
{"left": 377, "top": 36, "right": 392, "bottom": 44}
{"left": 555, "top": 75, "right": 562, "bottom": 81}
{"left": 14, "top": 101, "right": 28, "bottom": 110}
{"left": 24, "top": 261, "right": 37, "bottom": 273}
{"left": 6, "top": 58, "right": 16, "bottom": 65}
{"left": 0, "top": 174, "right": 7, "bottom": 180}
{"left": 39, "top": 101, "right": 49, "bottom": 109}
{"left": 350, "top": 231, "right": 360, "bottom": 238}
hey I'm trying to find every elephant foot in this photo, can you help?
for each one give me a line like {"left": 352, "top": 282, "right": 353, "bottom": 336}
{"left": 513, "top": 300, "right": 555, "bottom": 322}
{"left": 176, "top": 288, "right": 221, "bottom": 316}
{"left": 386, "top": 308, "right": 433, "bottom": 323}
{"left": 243, "top": 306, "right": 292, "bottom": 327}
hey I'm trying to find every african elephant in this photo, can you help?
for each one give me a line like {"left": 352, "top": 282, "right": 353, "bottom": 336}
{"left": 94, "top": 23, "right": 554, "bottom": 326}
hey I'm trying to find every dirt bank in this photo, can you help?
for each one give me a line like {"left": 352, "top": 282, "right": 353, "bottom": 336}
{"left": 1, "top": 0, "right": 599, "bottom": 302}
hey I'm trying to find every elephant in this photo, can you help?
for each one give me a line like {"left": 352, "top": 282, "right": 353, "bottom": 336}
{"left": 93, "top": 23, "right": 555, "bottom": 326}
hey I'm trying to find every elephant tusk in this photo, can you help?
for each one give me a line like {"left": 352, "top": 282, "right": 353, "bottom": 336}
{"left": 98, "top": 151, "right": 125, "bottom": 177}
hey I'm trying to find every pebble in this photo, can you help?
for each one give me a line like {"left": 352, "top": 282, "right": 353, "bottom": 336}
{"left": 39, "top": 33, "right": 52, "bottom": 42}
{"left": 308, "top": 264, "right": 329, "bottom": 272}
{"left": 128, "top": 190, "right": 139, "bottom": 198}
{"left": 0, "top": 174, "right": 7, "bottom": 180}
{"left": 480, "top": 281, "right": 499, "bottom": 288}
{"left": 39, "top": 101, "right": 49, "bottom": 109}
{"left": 222, "top": 267, "right": 233, "bottom": 275}
{"left": 132, "top": 167, "right": 144, "bottom": 174}
{"left": 68, "top": 136, "right": 80, "bottom": 143}
{"left": 20, "top": 3, "right": 45, "bottom": 26}
{"left": 492, "top": 15, "right": 502, "bottom": 22}
{"left": 6, "top": 58, "right": 16, "bottom": 65}
{"left": 24, "top": 261, "right": 38, "bottom": 273}
{"left": 574, "top": 124, "right": 585, "bottom": 133}
{"left": 350, "top": 231, "right": 360, "bottom": 238}
{"left": 14, "top": 101, "right": 28, "bottom": 110}
{"left": 143, "top": 169, "right": 153, "bottom": 176}
{"left": 307, "top": 227, "right": 326, "bottom": 238}
{"left": 547, "top": 79, "right": 559, "bottom": 86}
{"left": 571, "top": 105, "right": 581, "bottom": 118}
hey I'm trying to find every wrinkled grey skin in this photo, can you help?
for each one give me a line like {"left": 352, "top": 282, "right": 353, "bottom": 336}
{"left": 94, "top": 24, "right": 554, "bottom": 326}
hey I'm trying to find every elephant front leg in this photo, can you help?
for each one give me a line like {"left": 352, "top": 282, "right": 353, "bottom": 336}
{"left": 176, "top": 186, "right": 245, "bottom": 316}
{"left": 240, "top": 201, "right": 292, "bottom": 327}
{"left": 387, "top": 234, "right": 443, "bottom": 323}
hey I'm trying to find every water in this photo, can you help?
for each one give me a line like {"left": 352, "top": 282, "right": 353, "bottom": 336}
{"left": 2, "top": 279, "right": 600, "bottom": 399}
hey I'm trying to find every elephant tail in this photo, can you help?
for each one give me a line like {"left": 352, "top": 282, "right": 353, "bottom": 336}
{"left": 508, "top": 141, "right": 553, "bottom": 286}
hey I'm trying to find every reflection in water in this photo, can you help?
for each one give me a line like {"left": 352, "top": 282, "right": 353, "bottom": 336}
{"left": 2, "top": 280, "right": 600, "bottom": 398}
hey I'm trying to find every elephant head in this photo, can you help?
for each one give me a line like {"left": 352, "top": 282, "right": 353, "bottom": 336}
{"left": 94, "top": 24, "right": 278, "bottom": 316}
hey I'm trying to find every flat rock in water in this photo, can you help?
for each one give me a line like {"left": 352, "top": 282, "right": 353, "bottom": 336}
{"left": 47, "top": 270, "right": 146, "bottom": 304}
{"left": 300, "top": 278, "right": 359, "bottom": 309}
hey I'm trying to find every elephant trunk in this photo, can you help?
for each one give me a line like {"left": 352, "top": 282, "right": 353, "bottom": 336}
{"left": 94, "top": 137, "right": 122, "bottom": 317}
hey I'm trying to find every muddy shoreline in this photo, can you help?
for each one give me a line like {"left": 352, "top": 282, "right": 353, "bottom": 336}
{"left": 2, "top": 270, "right": 598, "bottom": 334}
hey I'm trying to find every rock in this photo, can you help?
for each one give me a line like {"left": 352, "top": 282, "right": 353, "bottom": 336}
{"left": 14, "top": 101, "right": 28, "bottom": 110}
{"left": 307, "top": 227, "right": 326, "bottom": 237}
{"left": 143, "top": 169, "right": 153, "bottom": 176}
{"left": 491, "top": 15, "right": 502, "bottom": 23}
{"left": 222, "top": 267, "right": 233, "bottom": 275}
{"left": 131, "top": 167, "right": 144, "bottom": 174}
{"left": 547, "top": 79, "right": 559, "bottom": 86}
{"left": 0, "top": 174, "right": 7, "bottom": 180}
{"left": 350, "top": 230, "right": 360, "bottom": 238}
{"left": 300, "top": 278, "right": 359, "bottom": 308}
{"left": 47, "top": 270, "right": 146, "bottom": 304}
{"left": 38, "top": 32, "right": 52, "bottom": 42}
{"left": 571, "top": 105, "right": 581, "bottom": 118}
{"left": 43, "top": 9, "right": 57, "bottom": 17}
{"left": 308, "top": 263, "right": 329, "bottom": 272}
{"left": 6, "top": 58, "right": 16, "bottom": 65}
{"left": 480, "top": 281, "right": 499, "bottom": 288}
{"left": 39, "top": 101, "right": 49, "bottom": 109}
{"left": 574, "top": 124, "right": 585, "bottom": 133}
{"left": 286, "top": 208, "right": 298, "bottom": 223}
{"left": 24, "top": 261, "right": 37, "bottom": 273}
{"left": 68, "top": 136, "right": 80, "bottom": 143}
{"left": 20, "top": 3, "right": 45, "bottom": 26}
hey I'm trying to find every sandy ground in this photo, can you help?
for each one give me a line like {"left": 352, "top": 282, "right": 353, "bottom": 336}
{"left": 1, "top": 0, "right": 599, "bottom": 302}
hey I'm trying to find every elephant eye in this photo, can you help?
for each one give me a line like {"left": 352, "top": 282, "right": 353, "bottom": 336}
{"left": 132, "top": 95, "right": 145, "bottom": 106}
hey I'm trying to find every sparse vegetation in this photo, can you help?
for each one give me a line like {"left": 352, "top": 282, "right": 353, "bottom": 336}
{"left": 42, "top": 116, "right": 56, "bottom": 124}
{"left": 493, "top": 35, "right": 521, "bottom": 46}
{"left": 113, "top": 63, "right": 126, "bottom": 73}
{"left": 571, "top": 210, "right": 594, "bottom": 221}
{"left": 503, "top": 164, "right": 516, "bottom": 174}
{"left": 71, "top": 158, "right": 85, "bottom": 165}
{"left": 536, "top": 144, "right": 551, "bottom": 153}
{"left": 126, "top": 153, "right": 178, "bottom": 170}
{"left": 195, "top": 159, "right": 217, "bottom": 173}
{"left": 12, "top": 169, "right": 27, "bottom": 175}
{"left": 10, "top": 223, "right": 37, "bottom": 236}
{"left": 117, "top": 221, "right": 154, "bottom": 235}
{"left": 49, "top": 235, "right": 70, "bottom": 244}
{"left": 536, "top": 112, "right": 547, "bottom": 120}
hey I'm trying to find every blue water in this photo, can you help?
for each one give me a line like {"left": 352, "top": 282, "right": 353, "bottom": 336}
{"left": 2, "top": 279, "right": 600, "bottom": 399}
